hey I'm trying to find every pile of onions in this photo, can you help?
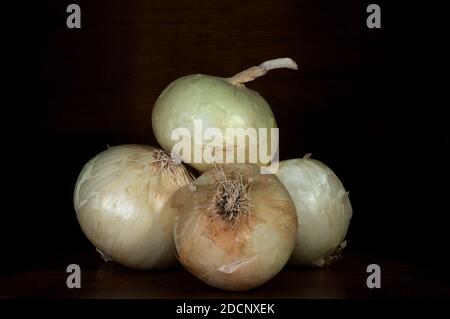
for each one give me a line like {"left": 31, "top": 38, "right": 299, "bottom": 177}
{"left": 152, "top": 58, "right": 298, "bottom": 171}
{"left": 73, "top": 145, "right": 192, "bottom": 269}
{"left": 167, "top": 164, "right": 298, "bottom": 291}
{"left": 73, "top": 57, "right": 354, "bottom": 291}
{"left": 276, "top": 155, "right": 353, "bottom": 267}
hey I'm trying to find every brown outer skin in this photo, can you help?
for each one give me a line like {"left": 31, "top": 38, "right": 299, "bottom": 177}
{"left": 168, "top": 164, "right": 298, "bottom": 291}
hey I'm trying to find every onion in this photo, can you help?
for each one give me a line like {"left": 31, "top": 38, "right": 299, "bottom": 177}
{"left": 73, "top": 145, "right": 193, "bottom": 269}
{"left": 275, "top": 155, "right": 353, "bottom": 267}
{"left": 152, "top": 58, "right": 298, "bottom": 171}
{"left": 167, "top": 164, "right": 298, "bottom": 291}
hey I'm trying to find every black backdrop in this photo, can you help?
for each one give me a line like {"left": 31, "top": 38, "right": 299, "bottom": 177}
{"left": 3, "top": 0, "right": 449, "bottom": 274}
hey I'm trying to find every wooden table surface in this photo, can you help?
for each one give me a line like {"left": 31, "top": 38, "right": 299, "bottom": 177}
{"left": 2, "top": 250, "right": 448, "bottom": 299}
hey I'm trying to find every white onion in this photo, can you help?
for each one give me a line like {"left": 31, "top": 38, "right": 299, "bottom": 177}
{"left": 167, "top": 164, "right": 298, "bottom": 291}
{"left": 152, "top": 58, "right": 298, "bottom": 171}
{"left": 276, "top": 155, "right": 353, "bottom": 267}
{"left": 73, "top": 144, "right": 192, "bottom": 269}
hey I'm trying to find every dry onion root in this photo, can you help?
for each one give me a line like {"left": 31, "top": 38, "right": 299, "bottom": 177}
{"left": 168, "top": 164, "right": 298, "bottom": 291}
{"left": 73, "top": 145, "right": 193, "bottom": 269}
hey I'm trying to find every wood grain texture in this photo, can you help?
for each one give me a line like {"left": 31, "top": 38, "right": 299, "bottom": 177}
{"left": 2, "top": 250, "right": 449, "bottom": 298}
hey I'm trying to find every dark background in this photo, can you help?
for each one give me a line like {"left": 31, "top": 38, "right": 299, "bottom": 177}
{"left": 3, "top": 0, "right": 449, "bottom": 296}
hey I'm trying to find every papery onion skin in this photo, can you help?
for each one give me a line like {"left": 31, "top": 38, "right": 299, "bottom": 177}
{"left": 152, "top": 75, "right": 277, "bottom": 172}
{"left": 73, "top": 144, "right": 192, "bottom": 269}
{"left": 169, "top": 164, "right": 298, "bottom": 291}
{"left": 276, "top": 156, "right": 353, "bottom": 267}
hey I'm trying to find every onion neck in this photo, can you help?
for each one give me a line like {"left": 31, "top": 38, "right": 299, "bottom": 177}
{"left": 227, "top": 58, "right": 298, "bottom": 86}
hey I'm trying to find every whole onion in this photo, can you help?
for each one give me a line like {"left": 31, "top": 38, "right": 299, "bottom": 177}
{"left": 152, "top": 58, "right": 298, "bottom": 171}
{"left": 276, "top": 155, "right": 353, "bottom": 267}
{"left": 167, "top": 164, "right": 298, "bottom": 291}
{"left": 73, "top": 144, "right": 193, "bottom": 269}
